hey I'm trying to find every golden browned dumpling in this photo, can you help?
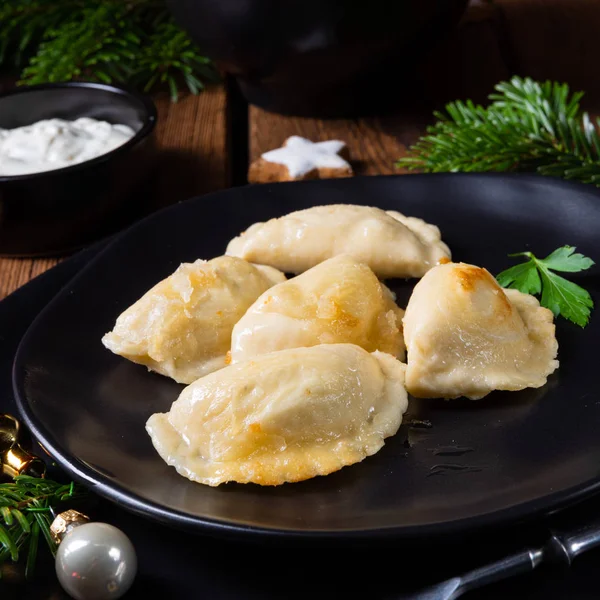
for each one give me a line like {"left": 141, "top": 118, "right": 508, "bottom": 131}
{"left": 231, "top": 255, "right": 405, "bottom": 363}
{"left": 225, "top": 204, "right": 451, "bottom": 278}
{"left": 101, "top": 256, "right": 285, "bottom": 384}
{"left": 403, "top": 262, "right": 559, "bottom": 400}
{"left": 146, "top": 344, "right": 408, "bottom": 486}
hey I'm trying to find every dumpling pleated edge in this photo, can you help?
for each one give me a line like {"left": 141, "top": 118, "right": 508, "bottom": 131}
{"left": 145, "top": 346, "right": 408, "bottom": 487}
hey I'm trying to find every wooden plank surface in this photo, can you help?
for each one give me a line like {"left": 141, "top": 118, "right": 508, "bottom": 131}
{"left": 150, "top": 84, "right": 228, "bottom": 211}
{"left": 249, "top": 111, "right": 426, "bottom": 176}
{"left": 0, "top": 84, "right": 228, "bottom": 300}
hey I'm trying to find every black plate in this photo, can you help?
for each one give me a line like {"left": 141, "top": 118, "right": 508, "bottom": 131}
{"left": 13, "top": 174, "right": 600, "bottom": 541}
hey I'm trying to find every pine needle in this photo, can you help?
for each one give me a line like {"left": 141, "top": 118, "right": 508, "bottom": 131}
{"left": 0, "top": 0, "right": 217, "bottom": 101}
{"left": 0, "top": 475, "right": 86, "bottom": 577}
{"left": 397, "top": 76, "right": 600, "bottom": 186}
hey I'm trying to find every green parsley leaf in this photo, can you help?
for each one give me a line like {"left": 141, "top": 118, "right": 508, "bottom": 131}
{"left": 496, "top": 246, "right": 595, "bottom": 327}
{"left": 496, "top": 260, "right": 542, "bottom": 295}
{"left": 538, "top": 245, "right": 595, "bottom": 272}
{"left": 538, "top": 268, "right": 594, "bottom": 327}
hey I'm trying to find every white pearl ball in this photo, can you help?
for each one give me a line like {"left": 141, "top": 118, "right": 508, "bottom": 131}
{"left": 55, "top": 522, "right": 137, "bottom": 600}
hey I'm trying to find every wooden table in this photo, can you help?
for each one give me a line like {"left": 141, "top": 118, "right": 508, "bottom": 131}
{"left": 2, "top": 0, "right": 599, "bottom": 300}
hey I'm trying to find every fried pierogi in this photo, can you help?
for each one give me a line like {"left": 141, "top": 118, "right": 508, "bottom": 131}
{"left": 146, "top": 344, "right": 408, "bottom": 486}
{"left": 403, "top": 262, "right": 559, "bottom": 400}
{"left": 231, "top": 255, "right": 405, "bottom": 363}
{"left": 226, "top": 204, "right": 451, "bottom": 278}
{"left": 102, "top": 256, "right": 285, "bottom": 384}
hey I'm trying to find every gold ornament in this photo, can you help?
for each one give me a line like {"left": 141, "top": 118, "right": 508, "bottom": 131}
{"left": 50, "top": 509, "right": 91, "bottom": 544}
{"left": 0, "top": 413, "right": 46, "bottom": 478}
{"left": 0, "top": 413, "right": 137, "bottom": 598}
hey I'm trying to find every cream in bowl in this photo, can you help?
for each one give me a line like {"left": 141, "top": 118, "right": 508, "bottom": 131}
{"left": 0, "top": 117, "right": 136, "bottom": 176}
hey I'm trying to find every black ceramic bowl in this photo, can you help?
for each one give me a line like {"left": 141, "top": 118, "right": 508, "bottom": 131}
{"left": 168, "top": 0, "right": 469, "bottom": 117}
{"left": 0, "top": 82, "right": 157, "bottom": 257}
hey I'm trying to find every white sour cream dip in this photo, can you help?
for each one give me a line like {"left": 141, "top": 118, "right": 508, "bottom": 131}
{"left": 0, "top": 117, "right": 136, "bottom": 176}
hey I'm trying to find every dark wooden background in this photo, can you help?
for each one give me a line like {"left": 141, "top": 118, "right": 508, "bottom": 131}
{"left": 1, "top": 0, "right": 599, "bottom": 299}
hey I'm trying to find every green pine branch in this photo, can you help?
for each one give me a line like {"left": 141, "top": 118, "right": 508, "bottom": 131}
{"left": 0, "top": 0, "right": 218, "bottom": 102}
{"left": 0, "top": 475, "right": 86, "bottom": 578}
{"left": 397, "top": 76, "right": 600, "bottom": 186}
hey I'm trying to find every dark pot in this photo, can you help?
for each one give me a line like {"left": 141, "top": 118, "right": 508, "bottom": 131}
{"left": 168, "top": 0, "right": 469, "bottom": 118}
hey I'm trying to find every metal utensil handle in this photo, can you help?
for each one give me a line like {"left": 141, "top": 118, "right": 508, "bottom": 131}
{"left": 400, "top": 518, "right": 600, "bottom": 600}
{"left": 546, "top": 519, "right": 600, "bottom": 565}
{"left": 458, "top": 548, "right": 544, "bottom": 597}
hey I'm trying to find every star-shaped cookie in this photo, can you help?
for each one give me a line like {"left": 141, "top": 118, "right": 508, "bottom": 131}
{"left": 248, "top": 136, "right": 353, "bottom": 183}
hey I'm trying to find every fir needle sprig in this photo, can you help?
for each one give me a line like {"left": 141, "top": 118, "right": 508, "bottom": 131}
{"left": 0, "top": 475, "right": 86, "bottom": 578}
{"left": 0, "top": 0, "right": 217, "bottom": 101}
{"left": 397, "top": 76, "right": 600, "bottom": 186}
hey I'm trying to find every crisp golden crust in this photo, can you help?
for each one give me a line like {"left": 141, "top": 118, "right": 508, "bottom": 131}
{"left": 231, "top": 255, "right": 406, "bottom": 363}
{"left": 453, "top": 264, "right": 514, "bottom": 315}
{"left": 101, "top": 256, "right": 286, "bottom": 384}
{"left": 454, "top": 264, "right": 493, "bottom": 291}
{"left": 403, "top": 261, "right": 559, "bottom": 400}
{"left": 146, "top": 344, "right": 408, "bottom": 486}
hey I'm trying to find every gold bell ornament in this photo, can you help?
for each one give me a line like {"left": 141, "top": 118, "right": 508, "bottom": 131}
{"left": 0, "top": 413, "right": 46, "bottom": 478}
{"left": 0, "top": 413, "right": 137, "bottom": 600}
